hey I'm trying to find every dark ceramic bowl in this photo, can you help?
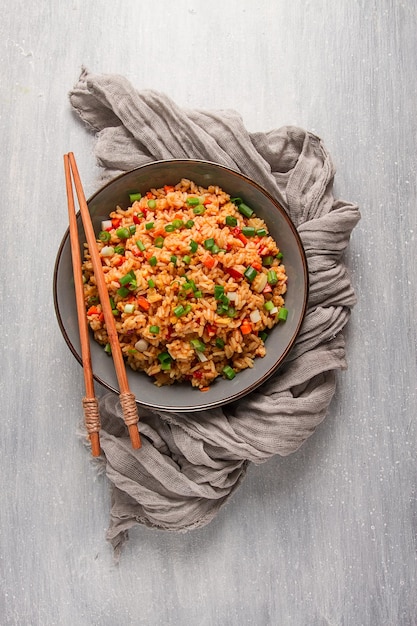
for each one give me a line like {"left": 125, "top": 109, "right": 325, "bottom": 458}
{"left": 54, "top": 159, "right": 308, "bottom": 412}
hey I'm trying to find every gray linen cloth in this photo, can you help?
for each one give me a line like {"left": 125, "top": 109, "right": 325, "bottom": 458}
{"left": 70, "top": 68, "right": 360, "bottom": 551}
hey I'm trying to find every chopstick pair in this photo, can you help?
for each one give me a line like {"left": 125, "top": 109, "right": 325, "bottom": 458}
{"left": 64, "top": 152, "right": 141, "bottom": 455}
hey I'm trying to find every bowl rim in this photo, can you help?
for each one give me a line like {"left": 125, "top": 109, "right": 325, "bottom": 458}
{"left": 53, "top": 158, "right": 309, "bottom": 411}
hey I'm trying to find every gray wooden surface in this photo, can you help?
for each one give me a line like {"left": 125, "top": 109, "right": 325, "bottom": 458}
{"left": 1, "top": 1, "right": 416, "bottom": 624}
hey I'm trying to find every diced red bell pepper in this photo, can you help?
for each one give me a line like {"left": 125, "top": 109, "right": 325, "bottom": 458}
{"left": 224, "top": 267, "right": 243, "bottom": 280}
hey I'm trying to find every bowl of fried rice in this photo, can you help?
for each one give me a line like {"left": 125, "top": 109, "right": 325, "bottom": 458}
{"left": 54, "top": 160, "right": 308, "bottom": 411}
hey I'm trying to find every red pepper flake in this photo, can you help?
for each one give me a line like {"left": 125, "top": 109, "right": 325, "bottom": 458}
{"left": 112, "top": 218, "right": 122, "bottom": 229}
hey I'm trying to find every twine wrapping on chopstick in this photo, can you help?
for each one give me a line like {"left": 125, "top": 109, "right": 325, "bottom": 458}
{"left": 65, "top": 151, "right": 141, "bottom": 451}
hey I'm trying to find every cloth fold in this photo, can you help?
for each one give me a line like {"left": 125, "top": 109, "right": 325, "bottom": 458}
{"left": 69, "top": 68, "right": 360, "bottom": 551}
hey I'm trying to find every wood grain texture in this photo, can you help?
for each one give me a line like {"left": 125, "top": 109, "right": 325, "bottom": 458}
{"left": 1, "top": 1, "right": 416, "bottom": 624}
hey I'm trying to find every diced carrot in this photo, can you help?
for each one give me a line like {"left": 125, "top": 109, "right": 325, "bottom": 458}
{"left": 203, "top": 255, "right": 215, "bottom": 269}
{"left": 111, "top": 218, "right": 121, "bottom": 229}
{"left": 199, "top": 386, "right": 210, "bottom": 392}
{"left": 252, "top": 261, "right": 263, "bottom": 271}
{"left": 87, "top": 306, "right": 100, "bottom": 316}
{"left": 202, "top": 196, "right": 211, "bottom": 205}
{"left": 240, "top": 320, "right": 252, "bottom": 335}
{"left": 152, "top": 228, "right": 166, "bottom": 238}
{"left": 137, "top": 296, "right": 150, "bottom": 311}
{"left": 164, "top": 185, "right": 175, "bottom": 193}
{"left": 206, "top": 324, "right": 217, "bottom": 335}
{"left": 112, "top": 256, "right": 125, "bottom": 267}
{"left": 146, "top": 191, "right": 155, "bottom": 199}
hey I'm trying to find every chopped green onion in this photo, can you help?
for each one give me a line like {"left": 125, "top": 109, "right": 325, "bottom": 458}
{"left": 190, "top": 338, "right": 206, "bottom": 352}
{"left": 129, "top": 225, "right": 136, "bottom": 235}
{"left": 226, "top": 306, "right": 237, "bottom": 318}
{"left": 259, "top": 331, "right": 268, "bottom": 342}
{"left": 190, "top": 240, "right": 198, "bottom": 253}
{"left": 262, "top": 256, "right": 274, "bottom": 267}
{"left": 145, "top": 222, "right": 154, "bottom": 230}
{"left": 256, "top": 228, "right": 267, "bottom": 237}
{"left": 173, "top": 305, "right": 185, "bottom": 317}
{"left": 242, "top": 226, "right": 256, "bottom": 237}
{"left": 158, "top": 352, "right": 172, "bottom": 363}
{"left": 186, "top": 197, "right": 200, "bottom": 206}
{"left": 214, "top": 285, "right": 225, "bottom": 299}
{"left": 114, "top": 245, "right": 125, "bottom": 255}
{"left": 264, "top": 300, "right": 275, "bottom": 311}
{"left": 204, "top": 238, "right": 215, "bottom": 250}
{"left": 185, "top": 219, "right": 195, "bottom": 229}
{"left": 237, "top": 203, "right": 254, "bottom": 218}
{"left": 104, "top": 343, "right": 112, "bottom": 355}
{"left": 165, "top": 223, "right": 175, "bottom": 233}
{"left": 154, "top": 236, "right": 164, "bottom": 248}
{"left": 149, "top": 325, "right": 160, "bottom": 334}
{"left": 129, "top": 192, "right": 142, "bottom": 202}
{"left": 116, "top": 227, "right": 130, "bottom": 240}
{"left": 182, "top": 282, "right": 194, "bottom": 292}
{"left": 149, "top": 255, "right": 157, "bottom": 266}
{"left": 267, "top": 269, "right": 278, "bottom": 285}
{"left": 120, "top": 270, "right": 135, "bottom": 286}
{"left": 117, "top": 286, "right": 130, "bottom": 297}
{"left": 278, "top": 307, "right": 288, "bottom": 321}
{"left": 225, "top": 216, "right": 238, "bottom": 227}
{"left": 172, "top": 219, "right": 184, "bottom": 229}
{"left": 222, "top": 365, "right": 236, "bottom": 380}
{"left": 128, "top": 279, "right": 137, "bottom": 291}
{"left": 276, "top": 252, "right": 283, "bottom": 260}
{"left": 98, "top": 230, "right": 111, "bottom": 242}
{"left": 160, "top": 361, "right": 171, "bottom": 371}
{"left": 216, "top": 303, "right": 229, "bottom": 315}
{"left": 136, "top": 240, "right": 146, "bottom": 251}
{"left": 230, "top": 197, "right": 243, "bottom": 205}
{"left": 193, "top": 206, "right": 205, "bottom": 215}
{"left": 219, "top": 294, "right": 230, "bottom": 305}
{"left": 183, "top": 255, "right": 191, "bottom": 264}
{"left": 194, "top": 290, "right": 203, "bottom": 298}
{"left": 88, "top": 296, "right": 99, "bottom": 305}
{"left": 211, "top": 244, "right": 220, "bottom": 254}
{"left": 170, "top": 255, "right": 177, "bottom": 265}
{"left": 124, "top": 303, "right": 135, "bottom": 314}
{"left": 244, "top": 266, "right": 258, "bottom": 282}
{"left": 147, "top": 199, "right": 156, "bottom": 209}
{"left": 147, "top": 279, "right": 155, "bottom": 288}
{"left": 215, "top": 338, "right": 225, "bottom": 349}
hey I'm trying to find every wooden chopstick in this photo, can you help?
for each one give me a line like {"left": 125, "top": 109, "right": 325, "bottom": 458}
{"left": 66, "top": 152, "right": 142, "bottom": 450}
{"left": 64, "top": 154, "right": 101, "bottom": 457}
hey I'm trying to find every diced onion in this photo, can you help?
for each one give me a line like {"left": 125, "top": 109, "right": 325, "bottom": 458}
{"left": 134, "top": 339, "right": 149, "bottom": 352}
{"left": 124, "top": 303, "right": 135, "bottom": 314}
{"left": 226, "top": 292, "right": 238, "bottom": 301}
{"left": 197, "top": 351, "right": 208, "bottom": 362}
{"left": 250, "top": 309, "right": 262, "bottom": 323}
{"left": 101, "top": 220, "right": 112, "bottom": 230}
{"left": 270, "top": 307, "right": 278, "bottom": 315}
{"left": 100, "top": 246, "right": 114, "bottom": 257}
{"left": 252, "top": 273, "right": 268, "bottom": 293}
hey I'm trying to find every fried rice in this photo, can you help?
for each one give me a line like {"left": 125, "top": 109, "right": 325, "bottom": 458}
{"left": 82, "top": 178, "right": 288, "bottom": 390}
